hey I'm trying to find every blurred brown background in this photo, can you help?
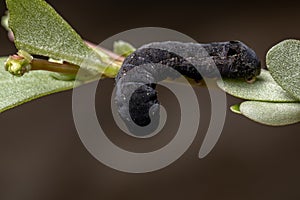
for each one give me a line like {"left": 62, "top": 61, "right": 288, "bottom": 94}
{"left": 0, "top": 1, "right": 300, "bottom": 200}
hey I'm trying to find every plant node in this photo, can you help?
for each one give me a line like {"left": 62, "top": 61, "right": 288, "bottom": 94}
{"left": 5, "top": 52, "right": 32, "bottom": 76}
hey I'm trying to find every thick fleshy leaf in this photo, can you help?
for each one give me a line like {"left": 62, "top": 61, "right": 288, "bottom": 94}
{"left": 239, "top": 101, "right": 300, "bottom": 126}
{"left": 6, "top": 0, "right": 105, "bottom": 74}
{"left": 113, "top": 40, "right": 136, "bottom": 57}
{"left": 230, "top": 104, "right": 242, "bottom": 114}
{"left": 266, "top": 39, "right": 300, "bottom": 100}
{"left": 0, "top": 57, "right": 76, "bottom": 112}
{"left": 1, "top": 11, "right": 9, "bottom": 31}
{"left": 217, "top": 69, "right": 298, "bottom": 102}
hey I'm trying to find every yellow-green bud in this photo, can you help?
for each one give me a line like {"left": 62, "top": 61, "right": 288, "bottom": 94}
{"left": 5, "top": 55, "right": 31, "bottom": 76}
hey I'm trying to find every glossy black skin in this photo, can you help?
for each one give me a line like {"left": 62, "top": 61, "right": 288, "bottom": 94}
{"left": 115, "top": 41, "right": 261, "bottom": 136}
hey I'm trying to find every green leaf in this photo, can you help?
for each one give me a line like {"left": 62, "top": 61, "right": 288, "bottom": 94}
{"left": 217, "top": 69, "right": 299, "bottom": 102}
{"left": 266, "top": 39, "right": 300, "bottom": 100}
{"left": 1, "top": 11, "right": 10, "bottom": 31}
{"left": 230, "top": 104, "right": 242, "bottom": 114}
{"left": 6, "top": 0, "right": 106, "bottom": 74}
{"left": 239, "top": 101, "right": 300, "bottom": 126}
{"left": 0, "top": 57, "right": 76, "bottom": 113}
{"left": 113, "top": 40, "right": 136, "bottom": 57}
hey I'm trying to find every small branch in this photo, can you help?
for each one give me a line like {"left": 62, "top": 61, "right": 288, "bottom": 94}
{"left": 85, "top": 41, "right": 125, "bottom": 62}
{"left": 30, "top": 59, "right": 79, "bottom": 74}
{"left": 5, "top": 52, "right": 80, "bottom": 76}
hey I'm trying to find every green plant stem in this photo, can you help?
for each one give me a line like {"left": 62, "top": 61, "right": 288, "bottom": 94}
{"left": 30, "top": 58, "right": 79, "bottom": 74}
{"left": 5, "top": 54, "right": 83, "bottom": 76}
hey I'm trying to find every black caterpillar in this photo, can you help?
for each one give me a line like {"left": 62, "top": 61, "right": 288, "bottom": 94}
{"left": 115, "top": 41, "right": 261, "bottom": 136}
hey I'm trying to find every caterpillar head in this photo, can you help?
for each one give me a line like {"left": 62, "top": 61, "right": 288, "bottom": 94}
{"left": 219, "top": 40, "right": 261, "bottom": 82}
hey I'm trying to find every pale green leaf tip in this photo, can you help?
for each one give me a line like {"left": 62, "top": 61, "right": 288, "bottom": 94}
{"left": 1, "top": 11, "right": 10, "bottom": 31}
{"left": 113, "top": 40, "right": 136, "bottom": 57}
{"left": 230, "top": 104, "right": 242, "bottom": 114}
